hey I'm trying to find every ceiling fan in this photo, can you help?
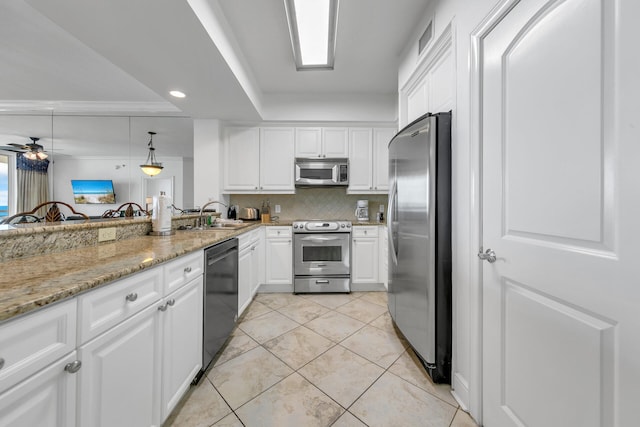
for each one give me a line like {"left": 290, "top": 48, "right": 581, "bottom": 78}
{"left": 1, "top": 137, "right": 49, "bottom": 160}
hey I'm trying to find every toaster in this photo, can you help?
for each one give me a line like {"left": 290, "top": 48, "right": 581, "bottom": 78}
{"left": 238, "top": 207, "right": 260, "bottom": 220}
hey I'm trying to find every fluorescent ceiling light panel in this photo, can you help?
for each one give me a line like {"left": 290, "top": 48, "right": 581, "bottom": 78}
{"left": 285, "top": 0, "right": 338, "bottom": 70}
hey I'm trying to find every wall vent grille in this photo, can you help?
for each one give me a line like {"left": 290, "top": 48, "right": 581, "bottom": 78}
{"left": 418, "top": 21, "right": 433, "bottom": 55}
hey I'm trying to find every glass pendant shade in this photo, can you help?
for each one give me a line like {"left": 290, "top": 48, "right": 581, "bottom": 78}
{"left": 23, "top": 151, "right": 48, "bottom": 160}
{"left": 140, "top": 131, "right": 163, "bottom": 176}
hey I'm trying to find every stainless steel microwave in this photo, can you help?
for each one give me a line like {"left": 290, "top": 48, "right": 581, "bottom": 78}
{"left": 295, "top": 158, "right": 349, "bottom": 187}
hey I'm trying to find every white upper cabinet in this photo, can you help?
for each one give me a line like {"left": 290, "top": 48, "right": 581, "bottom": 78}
{"left": 295, "top": 127, "right": 348, "bottom": 158}
{"left": 223, "top": 127, "right": 295, "bottom": 194}
{"left": 372, "top": 128, "right": 395, "bottom": 192}
{"left": 260, "top": 128, "right": 295, "bottom": 192}
{"left": 294, "top": 128, "right": 322, "bottom": 157}
{"left": 321, "top": 128, "right": 349, "bottom": 158}
{"left": 348, "top": 128, "right": 394, "bottom": 194}
{"left": 223, "top": 127, "right": 261, "bottom": 192}
{"left": 348, "top": 128, "right": 373, "bottom": 192}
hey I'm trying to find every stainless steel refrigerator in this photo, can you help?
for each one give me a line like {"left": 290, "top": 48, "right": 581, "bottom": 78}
{"left": 387, "top": 112, "right": 452, "bottom": 383}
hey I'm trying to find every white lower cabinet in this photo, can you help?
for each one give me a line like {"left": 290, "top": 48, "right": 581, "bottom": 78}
{"left": 161, "top": 276, "right": 203, "bottom": 422}
{"left": 264, "top": 227, "right": 293, "bottom": 290}
{"left": 0, "top": 253, "right": 204, "bottom": 426}
{"left": 238, "top": 229, "right": 262, "bottom": 316}
{"left": 238, "top": 241, "right": 253, "bottom": 316}
{"left": 0, "top": 351, "right": 78, "bottom": 427}
{"left": 351, "top": 226, "right": 379, "bottom": 284}
{"left": 79, "top": 302, "right": 163, "bottom": 427}
{"left": 351, "top": 225, "right": 392, "bottom": 290}
{"left": 0, "top": 298, "right": 78, "bottom": 427}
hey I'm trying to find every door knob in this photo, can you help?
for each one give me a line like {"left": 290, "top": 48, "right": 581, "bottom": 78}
{"left": 478, "top": 248, "right": 497, "bottom": 263}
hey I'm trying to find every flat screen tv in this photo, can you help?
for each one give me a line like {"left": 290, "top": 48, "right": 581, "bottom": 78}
{"left": 71, "top": 180, "right": 116, "bottom": 204}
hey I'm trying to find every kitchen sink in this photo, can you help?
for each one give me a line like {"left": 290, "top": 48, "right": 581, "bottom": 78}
{"left": 210, "top": 222, "right": 248, "bottom": 229}
{"left": 177, "top": 222, "right": 250, "bottom": 232}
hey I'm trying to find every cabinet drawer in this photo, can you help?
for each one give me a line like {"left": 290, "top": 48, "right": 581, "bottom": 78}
{"left": 164, "top": 251, "right": 204, "bottom": 295}
{"left": 78, "top": 266, "right": 163, "bottom": 344}
{"left": 238, "top": 229, "right": 260, "bottom": 250}
{"left": 0, "top": 299, "right": 76, "bottom": 393}
{"left": 352, "top": 226, "right": 378, "bottom": 238}
{"left": 265, "top": 226, "right": 292, "bottom": 239}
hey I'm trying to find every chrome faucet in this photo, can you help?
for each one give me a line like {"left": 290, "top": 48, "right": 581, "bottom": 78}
{"left": 197, "top": 200, "right": 228, "bottom": 228}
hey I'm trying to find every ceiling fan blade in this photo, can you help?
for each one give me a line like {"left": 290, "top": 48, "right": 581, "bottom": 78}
{"left": 8, "top": 143, "right": 29, "bottom": 150}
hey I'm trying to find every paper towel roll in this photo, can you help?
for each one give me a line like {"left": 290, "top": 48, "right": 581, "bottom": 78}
{"left": 152, "top": 191, "right": 172, "bottom": 232}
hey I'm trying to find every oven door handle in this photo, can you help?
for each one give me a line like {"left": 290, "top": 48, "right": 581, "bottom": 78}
{"left": 299, "top": 236, "right": 345, "bottom": 242}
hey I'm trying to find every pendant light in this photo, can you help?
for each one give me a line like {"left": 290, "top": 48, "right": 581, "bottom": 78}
{"left": 140, "top": 131, "right": 163, "bottom": 176}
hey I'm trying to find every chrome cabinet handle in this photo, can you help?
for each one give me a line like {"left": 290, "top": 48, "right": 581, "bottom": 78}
{"left": 64, "top": 360, "right": 82, "bottom": 374}
{"left": 0, "top": 358, "right": 4, "bottom": 370}
{"left": 478, "top": 248, "right": 497, "bottom": 263}
{"left": 184, "top": 267, "right": 192, "bottom": 273}
{"left": 315, "top": 280, "right": 330, "bottom": 284}
{"left": 125, "top": 293, "right": 138, "bottom": 302}
{"left": 159, "top": 299, "right": 176, "bottom": 311}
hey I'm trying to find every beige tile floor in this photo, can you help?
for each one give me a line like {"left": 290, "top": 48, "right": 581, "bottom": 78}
{"left": 164, "top": 292, "right": 479, "bottom": 427}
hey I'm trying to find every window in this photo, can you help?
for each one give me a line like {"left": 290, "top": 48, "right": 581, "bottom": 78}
{"left": 0, "top": 152, "right": 13, "bottom": 218}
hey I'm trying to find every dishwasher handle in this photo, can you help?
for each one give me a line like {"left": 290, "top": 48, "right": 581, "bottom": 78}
{"left": 207, "top": 248, "right": 237, "bottom": 265}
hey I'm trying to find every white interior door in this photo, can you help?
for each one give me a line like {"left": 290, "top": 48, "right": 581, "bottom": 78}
{"left": 481, "top": 1, "right": 639, "bottom": 426}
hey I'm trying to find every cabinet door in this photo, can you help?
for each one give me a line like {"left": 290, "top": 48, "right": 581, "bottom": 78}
{"left": 223, "top": 127, "right": 260, "bottom": 192}
{"left": 253, "top": 230, "right": 265, "bottom": 294}
{"left": 79, "top": 304, "right": 162, "bottom": 427}
{"left": 372, "top": 128, "right": 394, "bottom": 191}
{"left": 348, "top": 128, "right": 373, "bottom": 192}
{"left": 238, "top": 246, "right": 253, "bottom": 317}
{"left": 352, "top": 237, "right": 379, "bottom": 284}
{"left": 0, "top": 352, "right": 77, "bottom": 427}
{"left": 161, "top": 276, "right": 203, "bottom": 422}
{"left": 0, "top": 299, "right": 76, "bottom": 393}
{"left": 294, "top": 128, "right": 322, "bottom": 157}
{"left": 265, "top": 238, "right": 293, "bottom": 285}
{"left": 260, "top": 128, "right": 295, "bottom": 192}
{"left": 322, "top": 128, "right": 349, "bottom": 158}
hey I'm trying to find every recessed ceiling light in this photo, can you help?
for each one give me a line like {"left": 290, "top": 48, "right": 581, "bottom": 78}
{"left": 169, "top": 90, "right": 186, "bottom": 98}
{"left": 285, "top": 0, "right": 338, "bottom": 70}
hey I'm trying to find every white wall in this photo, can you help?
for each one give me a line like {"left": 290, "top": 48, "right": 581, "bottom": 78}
{"left": 261, "top": 93, "right": 398, "bottom": 123}
{"left": 52, "top": 156, "right": 185, "bottom": 217}
{"left": 193, "top": 119, "right": 229, "bottom": 209}
{"left": 397, "top": 0, "right": 502, "bottom": 423}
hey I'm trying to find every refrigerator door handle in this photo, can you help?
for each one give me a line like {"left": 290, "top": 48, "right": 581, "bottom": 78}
{"left": 387, "top": 180, "right": 398, "bottom": 266}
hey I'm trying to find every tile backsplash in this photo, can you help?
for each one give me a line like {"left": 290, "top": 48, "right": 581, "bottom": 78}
{"left": 230, "top": 188, "right": 387, "bottom": 221}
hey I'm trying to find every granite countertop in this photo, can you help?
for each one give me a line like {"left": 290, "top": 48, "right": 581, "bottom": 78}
{"left": 0, "top": 220, "right": 384, "bottom": 323}
{"left": 0, "top": 224, "right": 262, "bottom": 323}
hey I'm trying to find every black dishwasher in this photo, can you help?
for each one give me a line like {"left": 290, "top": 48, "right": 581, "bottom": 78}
{"left": 196, "top": 238, "right": 238, "bottom": 382}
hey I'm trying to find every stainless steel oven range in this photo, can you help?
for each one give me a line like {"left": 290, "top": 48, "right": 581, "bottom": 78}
{"left": 293, "top": 220, "right": 352, "bottom": 293}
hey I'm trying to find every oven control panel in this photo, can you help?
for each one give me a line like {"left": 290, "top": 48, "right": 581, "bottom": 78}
{"left": 292, "top": 220, "right": 352, "bottom": 233}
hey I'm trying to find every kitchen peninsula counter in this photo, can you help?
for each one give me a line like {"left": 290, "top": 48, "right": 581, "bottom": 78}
{"left": 0, "top": 224, "right": 263, "bottom": 323}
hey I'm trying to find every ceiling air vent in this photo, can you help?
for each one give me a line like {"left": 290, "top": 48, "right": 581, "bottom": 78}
{"left": 418, "top": 20, "right": 433, "bottom": 55}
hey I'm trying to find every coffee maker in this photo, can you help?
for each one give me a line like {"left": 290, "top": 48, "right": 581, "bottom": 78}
{"left": 355, "top": 200, "right": 369, "bottom": 222}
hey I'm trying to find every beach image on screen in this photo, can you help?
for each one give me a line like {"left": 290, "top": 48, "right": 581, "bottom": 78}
{"left": 71, "top": 180, "right": 116, "bottom": 204}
